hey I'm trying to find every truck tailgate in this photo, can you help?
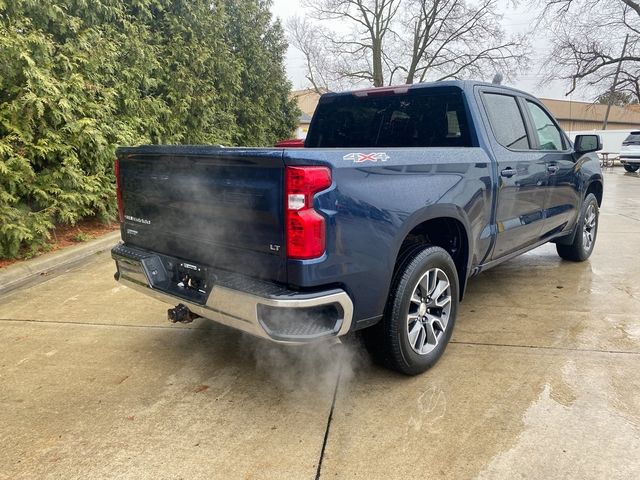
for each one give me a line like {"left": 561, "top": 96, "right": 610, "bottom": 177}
{"left": 117, "top": 146, "right": 286, "bottom": 283}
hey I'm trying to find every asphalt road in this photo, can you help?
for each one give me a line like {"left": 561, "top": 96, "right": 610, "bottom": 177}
{"left": 1, "top": 168, "right": 639, "bottom": 479}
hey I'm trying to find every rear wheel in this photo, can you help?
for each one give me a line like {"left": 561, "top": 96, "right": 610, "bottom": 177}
{"left": 624, "top": 164, "right": 639, "bottom": 172}
{"left": 364, "top": 246, "right": 459, "bottom": 375}
{"left": 556, "top": 193, "right": 599, "bottom": 262}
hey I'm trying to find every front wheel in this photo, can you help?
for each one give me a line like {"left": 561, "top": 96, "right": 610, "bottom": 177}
{"left": 624, "top": 164, "right": 640, "bottom": 173}
{"left": 556, "top": 193, "right": 599, "bottom": 262}
{"left": 363, "top": 246, "right": 459, "bottom": 375}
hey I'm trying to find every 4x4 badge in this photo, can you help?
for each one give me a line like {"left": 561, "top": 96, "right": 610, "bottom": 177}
{"left": 343, "top": 152, "right": 390, "bottom": 163}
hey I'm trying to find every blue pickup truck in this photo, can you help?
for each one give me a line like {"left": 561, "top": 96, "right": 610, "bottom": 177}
{"left": 112, "top": 81, "right": 603, "bottom": 375}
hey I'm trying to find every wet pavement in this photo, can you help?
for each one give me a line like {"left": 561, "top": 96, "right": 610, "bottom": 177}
{"left": 1, "top": 168, "right": 639, "bottom": 479}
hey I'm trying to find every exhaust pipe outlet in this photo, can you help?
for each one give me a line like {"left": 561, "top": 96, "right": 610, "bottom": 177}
{"left": 168, "top": 303, "right": 200, "bottom": 324}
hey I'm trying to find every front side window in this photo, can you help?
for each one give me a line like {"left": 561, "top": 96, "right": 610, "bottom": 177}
{"left": 483, "top": 93, "right": 530, "bottom": 150}
{"left": 526, "top": 101, "right": 564, "bottom": 151}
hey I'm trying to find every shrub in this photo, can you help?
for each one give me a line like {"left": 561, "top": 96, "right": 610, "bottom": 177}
{"left": 0, "top": 0, "right": 298, "bottom": 258}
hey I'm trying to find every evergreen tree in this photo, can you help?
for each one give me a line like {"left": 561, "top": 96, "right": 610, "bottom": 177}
{"left": 596, "top": 91, "right": 634, "bottom": 108}
{"left": 150, "top": 0, "right": 241, "bottom": 145}
{"left": 0, "top": 0, "right": 297, "bottom": 258}
{"left": 222, "top": 0, "right": 299, "bottom": 146}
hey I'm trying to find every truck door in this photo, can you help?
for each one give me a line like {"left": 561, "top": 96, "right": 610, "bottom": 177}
{"left": 480, "top": 91, "right": 548, "bottom": 259}
{"left": 521, "top": 100, "right": 580, "bottom": 239}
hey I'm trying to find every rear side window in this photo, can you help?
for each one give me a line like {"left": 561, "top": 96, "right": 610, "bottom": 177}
{"left": 305, "top": 89, "right": 471, "bottom": 148}
{"left": 623, "top": 133, "right": 640, "bottom": 145}
{"left": 483, "top": 93, "right": 530, "bottom": 150}
{"left": 526, "top": 101, "right": 564, "bottom": 151}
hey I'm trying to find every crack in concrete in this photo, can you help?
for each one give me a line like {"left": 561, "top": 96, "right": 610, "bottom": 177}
{"left": 450, "top": 340, "right": 640, "bottom": 356}
{"left": 616, "top": 212, "right": 640, "bottom": 223}
{"left": 315, "top": 363, "right": 342, "bottom": 480}
{"left": 0, "top": 317, "right": 204, "bottom": 331}
{"left": 2, "top": 318, "right": 638, "bottom": 357}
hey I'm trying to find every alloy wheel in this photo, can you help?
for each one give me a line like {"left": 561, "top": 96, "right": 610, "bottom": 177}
{"left": 583, "top": 203, "right": 597, "bottom": 252}
{"left": 406, "top": 268, "right": 452, "bottom": 355}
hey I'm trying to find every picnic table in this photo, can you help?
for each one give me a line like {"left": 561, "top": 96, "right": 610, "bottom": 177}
{"left": 599, "top": 152, "right": 618, "bottom": 168}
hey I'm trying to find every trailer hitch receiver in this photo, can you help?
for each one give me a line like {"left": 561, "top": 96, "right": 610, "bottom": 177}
{"left": 168, "top": 303, "right": 200, "bottom": 324}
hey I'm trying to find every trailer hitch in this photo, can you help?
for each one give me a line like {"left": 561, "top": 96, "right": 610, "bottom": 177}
{"left": 167, "top": 304, "right": 200, "bottom": 324}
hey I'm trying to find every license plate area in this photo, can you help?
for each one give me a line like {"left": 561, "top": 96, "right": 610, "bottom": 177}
{"left": 139, "top": 254, "right": 213, "bottom": 305}
{"left": 176, "top": 262, "right": 208, "bottom": 295}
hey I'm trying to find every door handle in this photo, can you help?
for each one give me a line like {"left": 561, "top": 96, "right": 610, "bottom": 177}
{"left": 547, "top": 165, "right": 559, "bottom": 174}
{"left": 500, "top": 168, "right": 517, "bottom": 178}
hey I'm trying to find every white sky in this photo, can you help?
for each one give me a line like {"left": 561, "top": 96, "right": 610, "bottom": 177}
{"left": 270, "top": 0, "right": 581, "bottom": 100}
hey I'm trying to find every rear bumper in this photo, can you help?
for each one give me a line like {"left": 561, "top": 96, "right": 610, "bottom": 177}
{"left": 620, "top": 156, "right": 640, "bottom": 164}
{"left": 111, "top": 244, "right": 353, "bottom": 343}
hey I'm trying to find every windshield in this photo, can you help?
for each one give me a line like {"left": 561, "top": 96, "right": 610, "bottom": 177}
{"left": 305, "top": 88, "right": 472, "bottom": 148}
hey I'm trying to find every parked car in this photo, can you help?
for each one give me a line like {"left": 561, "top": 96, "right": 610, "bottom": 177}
{"left": 620, "top": 131, "right": 640, "bottom": 172}
{"left": 112, "top": 81, "right": 603, "bottom": 375}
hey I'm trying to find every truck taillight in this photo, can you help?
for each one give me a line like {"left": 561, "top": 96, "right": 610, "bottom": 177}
{"left": 114, "top": 158, "right": 124, "bottom": 223}
{"left": 285, "top": 166, "right": 331, "bottom": 259}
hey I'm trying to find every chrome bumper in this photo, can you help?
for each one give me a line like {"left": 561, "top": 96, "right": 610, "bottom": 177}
{"left": 112, "top": 245, "right": 353, "bottom": 344}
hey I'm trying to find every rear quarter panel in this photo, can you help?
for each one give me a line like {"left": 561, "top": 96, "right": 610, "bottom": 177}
{"left": 283, "top": 148, "right": 494, "bottom": 326}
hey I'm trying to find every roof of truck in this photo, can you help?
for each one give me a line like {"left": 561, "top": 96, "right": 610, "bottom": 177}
{"left": 320, "top": 80, "right": 534, "bottom": 101}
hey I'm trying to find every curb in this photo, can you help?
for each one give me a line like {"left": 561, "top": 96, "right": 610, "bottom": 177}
{"left": 0, "top": 231, "right": 121, "bottom": 296}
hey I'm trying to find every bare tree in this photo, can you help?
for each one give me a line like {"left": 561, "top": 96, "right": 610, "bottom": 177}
{"left": 287, "top": 16, "right": 334, "bottom": 92}
{"left": 287, "top": 0, "right": 528, "bottom": 90}
{"left": 536, "top": 0, "right": 640, "bottom": 101}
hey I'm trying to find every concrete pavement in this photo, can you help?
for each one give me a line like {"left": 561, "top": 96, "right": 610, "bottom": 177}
{"left": 0, "top": 231, "right": 121, "bottom": 296}
{"left": 1, "top": 169, "right": 639, "bottom": 479}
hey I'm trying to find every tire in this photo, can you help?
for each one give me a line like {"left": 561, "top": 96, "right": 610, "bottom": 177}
{"left": 363, "top": 246, "right": 459, "bottom": 375}
{"left": 624, "top": 164, "right": 639, "bottom": 172}
{"left": 556, "top": 193, "right": 599, "bottom": 262}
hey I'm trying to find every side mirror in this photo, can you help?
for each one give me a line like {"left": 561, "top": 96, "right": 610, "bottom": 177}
{"left": 574, "top": 134, "right": 602, "bottom": 155}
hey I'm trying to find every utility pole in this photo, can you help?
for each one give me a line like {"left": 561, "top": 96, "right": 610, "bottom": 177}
{"left": 603, "top": 34, "right": 630, "bottom": 130}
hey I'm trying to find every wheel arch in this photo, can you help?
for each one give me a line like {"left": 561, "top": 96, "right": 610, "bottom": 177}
{"left": 585, "top": 177, "right": 603, "bottom": 206}
{"left": 392, "top": 206, "right": 473, "bottom": 301}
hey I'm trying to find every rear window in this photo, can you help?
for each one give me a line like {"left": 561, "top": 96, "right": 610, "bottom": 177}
{"left": 305, "top": 89, "right": 472, "bottom": 148}
{"left": 623, "top": 133, "right": 640, "bottom": 145}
